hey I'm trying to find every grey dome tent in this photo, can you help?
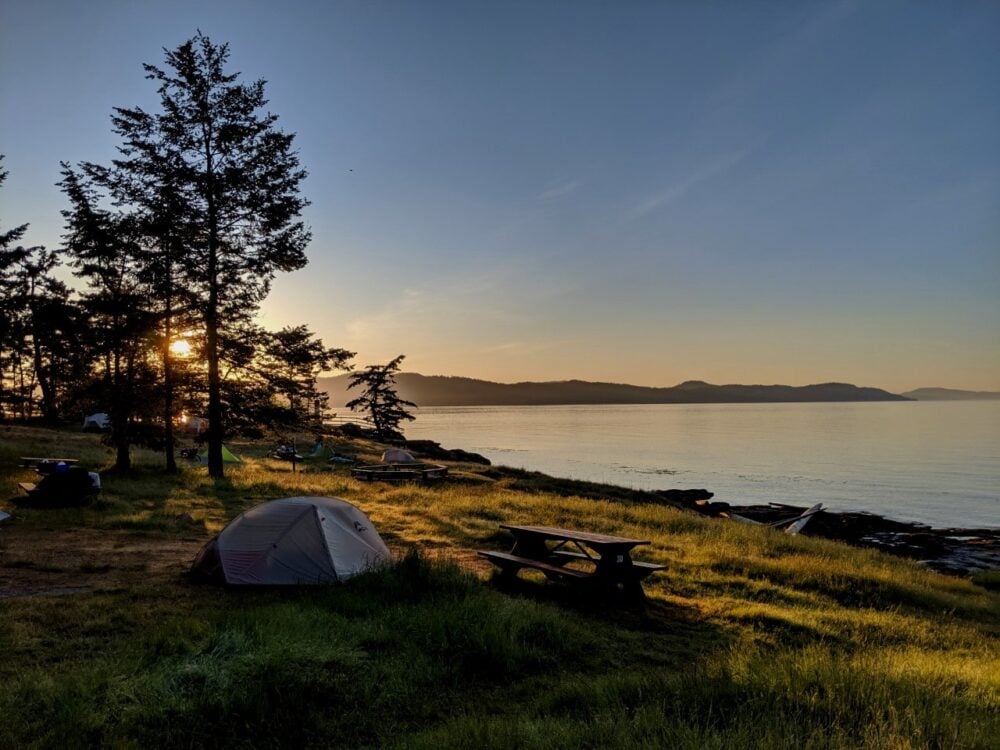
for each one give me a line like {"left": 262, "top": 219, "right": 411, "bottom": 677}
{"left": 191, "top": 496, "right": 390, "bottom": 585}
{"left": 381, "top": 448, "right": 417, "bottom": 464}
{"left": 83, "top": 412, "right": 110, "bottom": 431}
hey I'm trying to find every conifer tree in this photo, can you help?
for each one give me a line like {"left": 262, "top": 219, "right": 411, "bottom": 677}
{"left": 59, "top": 166, "right": 158, "bottom": 471}
{"left": 0, "top": 156, "right": 31, "bottom": 419}
{"left": 90, "top": 33, "right": 310, "bottom": 476}
{"left": 346, "top": 355, "right": 417, "bottom": 441}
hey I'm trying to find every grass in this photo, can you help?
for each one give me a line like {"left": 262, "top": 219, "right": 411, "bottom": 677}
{"left": 0, "top": 424, "right": 998, "bottom": 748}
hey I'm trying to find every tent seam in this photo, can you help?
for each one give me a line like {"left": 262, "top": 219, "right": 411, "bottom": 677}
{"left": 238, "top": 505, "right": 315, "bottom": 583}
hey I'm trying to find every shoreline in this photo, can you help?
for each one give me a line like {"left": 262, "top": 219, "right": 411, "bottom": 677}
{"left": 391, "top": 432, "right": 1000, "bottom": 576}
{"left": 668, "top": 494, "right": 1000, "bottom": 576}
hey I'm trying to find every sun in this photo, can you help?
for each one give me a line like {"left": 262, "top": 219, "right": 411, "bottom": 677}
{"left": 169, "top": 339, "right": 192, "bottom": 357}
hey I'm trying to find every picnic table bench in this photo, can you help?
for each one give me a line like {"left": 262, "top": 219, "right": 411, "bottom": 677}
{"left": 478, "top": 524, "right": 666, "bottom": 601}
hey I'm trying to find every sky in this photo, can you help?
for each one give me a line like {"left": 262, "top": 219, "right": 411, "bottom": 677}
{"left": 1, "top": 0, "right": 998, "bottom": 392}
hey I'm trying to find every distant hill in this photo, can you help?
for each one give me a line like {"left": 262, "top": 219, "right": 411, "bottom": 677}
{"left": 901, "top": 387, "right": 1000, "bottom": 401}
{"left": 319, "top": 373, "right": 910, "bottom": 408}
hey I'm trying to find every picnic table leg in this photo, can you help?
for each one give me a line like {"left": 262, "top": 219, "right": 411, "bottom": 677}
{"left": 509, "top": 535, "right": 549, "bottom": 560}
{"left": 622, "top": 576, "right": 647, "bottom": 604}
{"left": 492, "top": 559, "right": 523, "bottom": 587}
{"left": 593, "top": 553, "right": 648, "bottom": 605}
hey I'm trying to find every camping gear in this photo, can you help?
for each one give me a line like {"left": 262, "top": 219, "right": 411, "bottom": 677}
{"left": 190, "top": 496, "right": 390, "bottom": 585}
{"left": 381, "top": 448, "right": 417, "bottom": 464}
{"left": 197, "top": 444, "right": 242, "bottom": 463}
{"left": 271, "top": 444, "right": 303, "bottom": 462}
{"left": 183, "top": 416, "right": 208, "bottom": 434}
{"left": 17, "top": 467, "right": 100, "bottom": 507}
{"left": 18, "top": 457, "right": 80, "bottom": 472}
{"left": 83, "top": 413, "right": 110, "bottom": 431}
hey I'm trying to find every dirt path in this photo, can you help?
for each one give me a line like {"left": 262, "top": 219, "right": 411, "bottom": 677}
{"left": 0, "top": 526, "right": 207, "bottom": 598}
{"left": 0, "top": 525, "right": 495, "bottom": 599}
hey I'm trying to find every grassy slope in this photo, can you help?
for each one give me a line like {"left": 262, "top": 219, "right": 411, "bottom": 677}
{"left": 0, "top": 425, "right": 997, "bottom": 749}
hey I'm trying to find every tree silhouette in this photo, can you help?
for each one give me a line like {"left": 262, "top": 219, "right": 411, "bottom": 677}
{"left": 0, "top": 156, "right": 31, "bottom": 419}
{"left": 60, "top": 166, "right": 159, "bottom": 471}
{"left": 90, "top": 33, "right": 311, "bottom": 477}
{"left": 346, "top": 355, "right": 416, "bottom": 441}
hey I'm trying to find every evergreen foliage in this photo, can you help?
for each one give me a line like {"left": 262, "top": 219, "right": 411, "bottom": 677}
{"left": 1, "top": 156, "right": 87, "bottom": 422}
{"left": 346, "top": 354, "right": 417, "bottom": 440}
{"left": 80, "top": 32, "right": 312, "bottom": 476}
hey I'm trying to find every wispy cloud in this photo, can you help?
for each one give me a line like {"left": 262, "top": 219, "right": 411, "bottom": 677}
{"left": 628, "top": 148, "right": 752, "bottom": 219}
{"left": 708, "top": 0, "right": 861, "bottom": 110}
{"left": 536, "top": 179, "right": 582, "bottom": 201}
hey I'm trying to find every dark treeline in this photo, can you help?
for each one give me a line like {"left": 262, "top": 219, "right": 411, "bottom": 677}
{"left": 0, "top": 34, "right": 354, "bottom": 477}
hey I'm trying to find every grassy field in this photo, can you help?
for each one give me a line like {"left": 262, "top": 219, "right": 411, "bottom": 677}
{"left": 1, "top": 424, "right": 998, "bottom": 749}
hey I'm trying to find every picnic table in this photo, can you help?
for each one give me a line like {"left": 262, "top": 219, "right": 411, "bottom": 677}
{"left": 478, "top": 524, "right": 666, "bottom": 601}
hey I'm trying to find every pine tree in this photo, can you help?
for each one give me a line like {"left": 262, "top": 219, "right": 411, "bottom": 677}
{"left": 0, "top": 156, "right": 31, "bottom": 419}
{"left": 59, "top": 166, "right": 159, "bottom": 471}
{"left": 346, "top": 355, "right": 417, "bottom": 441}
{"left": 87, "top": 33, "right": 311, "bottom": 476}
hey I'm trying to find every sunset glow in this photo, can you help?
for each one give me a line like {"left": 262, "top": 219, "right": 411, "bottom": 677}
{"left": 169, "top": 339, "right": 192, "bottom": 357}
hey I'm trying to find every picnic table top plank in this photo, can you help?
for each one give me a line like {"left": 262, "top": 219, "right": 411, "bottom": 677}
{"left": 18, "top": 457, "right": 79, "bottom": 465}
{"left": 500, "top": 524, "right": 650, "bottom": 548}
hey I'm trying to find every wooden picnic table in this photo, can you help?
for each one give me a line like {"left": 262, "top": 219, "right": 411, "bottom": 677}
{"left": 478, "top": 524, "right": 666, "bottom": 601}
{"left": 18, "top": 457, "right": 79, "bottom": 474}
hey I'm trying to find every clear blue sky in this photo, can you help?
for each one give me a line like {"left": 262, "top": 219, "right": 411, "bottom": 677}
{"left": 2, "top": 0, "right": 998, "bottom": 391}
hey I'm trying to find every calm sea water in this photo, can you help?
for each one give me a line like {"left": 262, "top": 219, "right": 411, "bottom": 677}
{"left": 405, "top": 401, "right": 1000, "bottom": 529}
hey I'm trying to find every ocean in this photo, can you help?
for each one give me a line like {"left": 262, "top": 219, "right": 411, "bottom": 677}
{"left": 404, "top": 400, "right": 1000, "bottom": 529}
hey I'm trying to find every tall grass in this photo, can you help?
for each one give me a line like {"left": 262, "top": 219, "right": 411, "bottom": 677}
{"left": 1, "top": 425, "right": 998, "bottom": 748}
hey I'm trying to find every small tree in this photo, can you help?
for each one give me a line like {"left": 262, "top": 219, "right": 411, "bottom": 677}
{"left": 258, "top": 325, "right": 353, "bottom": 425}
{"left": 346, "top": 355, "right": 416, "bottom": 441}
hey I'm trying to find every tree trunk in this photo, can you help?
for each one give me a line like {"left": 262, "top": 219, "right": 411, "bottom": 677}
{"left": 206, "top": 280, "right": 222, "bottom": 477}
{"left": 30, "top": 314, "right": 56, "bottom": 422}
{"left": 111, "top": 348, "right": 131, "bottom": 472}
{"left": 162, "top": 265, "right": 177, "bottom": 474}
{"left": 205, "top": 150, "right": 224, "bottom": 478}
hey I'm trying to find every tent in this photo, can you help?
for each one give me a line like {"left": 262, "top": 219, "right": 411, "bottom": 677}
{"left": 183, "top": 416, "right": 208, "bottom": 434}
{"left": 198, "top": 444, "right": 242, "bottom": 463}
{"left": 83, "top": 412, "right": 110, "bottom": 431}
{"left": 382, "top": 448, "right": 417, "bottom": 464}
{"left": 190, "top": 496, "right": 390, "bottom": 585}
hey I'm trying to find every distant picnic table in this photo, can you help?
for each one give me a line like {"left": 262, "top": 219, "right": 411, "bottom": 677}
{"left": 18, "top": 457, "right": 80, "bottom": 474}
{"left": 478, "top": 524, "right": 666, "bottom": 602}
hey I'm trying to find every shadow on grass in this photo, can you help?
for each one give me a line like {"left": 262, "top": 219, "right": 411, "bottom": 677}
{"left": 483, "top": 571, "right": 730, "bottom": 658}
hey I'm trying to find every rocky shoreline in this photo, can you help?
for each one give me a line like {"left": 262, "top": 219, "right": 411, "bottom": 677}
{"left": 664, "top": 491, "right": 1000, "bottom": 575}
{"left": 332, "top": 425, "right": 997, "bottom": 576}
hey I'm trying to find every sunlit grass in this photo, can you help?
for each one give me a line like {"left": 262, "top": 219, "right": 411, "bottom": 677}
{"left": 1, "top": 424, "right": 997, "bottom": 747}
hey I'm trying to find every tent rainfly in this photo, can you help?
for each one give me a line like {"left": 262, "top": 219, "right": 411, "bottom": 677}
{"left": 381, "top": 448, "right": 417, "bottom": 464}
{"left": 83, "top": 413, "right": 110, "bottom": 430}
{"left": 190, "top": 496, "right": 390, "bottom": 585}
{"left": 198, "top": 444, "right": 241, "bottom": 463}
